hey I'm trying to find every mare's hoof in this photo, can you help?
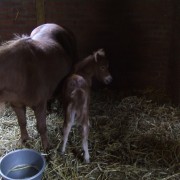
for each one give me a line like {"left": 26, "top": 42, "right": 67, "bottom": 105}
{"left": 43, "top": 143, "right": 53, "bottom": 152}
{"left": 18, "top": 136, "right": 32, "bottom": 148}
{"left": 21, "top": 136, "right": 31, "bottom": 144}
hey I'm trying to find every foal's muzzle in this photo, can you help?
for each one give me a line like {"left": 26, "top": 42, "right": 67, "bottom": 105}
{"left": 104, "top": 75, "right": 113, "bottom": 84}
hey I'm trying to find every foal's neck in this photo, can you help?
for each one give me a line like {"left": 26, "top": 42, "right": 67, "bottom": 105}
{"left": 74, "top": 55, "right": 96, "bottom": 86}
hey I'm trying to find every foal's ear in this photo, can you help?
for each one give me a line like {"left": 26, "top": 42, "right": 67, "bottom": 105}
{"left": 94, "top": 48, "right": 105, "bottom": 62}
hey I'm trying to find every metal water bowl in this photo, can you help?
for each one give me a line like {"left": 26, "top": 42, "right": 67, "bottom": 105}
{"left": 0, "top": 149, "right": 46, "bottom": 180}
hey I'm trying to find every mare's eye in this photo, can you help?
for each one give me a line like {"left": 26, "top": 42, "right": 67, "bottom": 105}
{"left": 100, "top": 66, "right": 106, "bottom": 71}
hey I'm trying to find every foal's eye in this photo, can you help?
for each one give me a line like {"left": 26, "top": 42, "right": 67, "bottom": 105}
{"left": 100, "top": 66, "right": 106, "bottom": 71}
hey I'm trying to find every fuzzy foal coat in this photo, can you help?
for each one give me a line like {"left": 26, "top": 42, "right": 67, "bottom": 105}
{"left": 61, "top": 49, "right": 112, "bottom": 163}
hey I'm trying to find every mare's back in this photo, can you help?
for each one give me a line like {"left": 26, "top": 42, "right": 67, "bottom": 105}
{"left": 30, "top": 23, "right": 78, "bottom": 64}
{"left": 0, "top": 35, "right": 71, "bottom": 105}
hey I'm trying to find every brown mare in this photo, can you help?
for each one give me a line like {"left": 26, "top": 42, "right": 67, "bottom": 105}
{"left": 0, "top": 23, "right": 77, "bottom": 151}
{"left": 62, "top": 49, "right": 112, "bottom": 163}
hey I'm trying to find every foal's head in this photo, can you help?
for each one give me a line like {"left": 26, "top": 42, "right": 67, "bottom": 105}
{"left": 93, "top": 49, "right": 112, "bottom": 85}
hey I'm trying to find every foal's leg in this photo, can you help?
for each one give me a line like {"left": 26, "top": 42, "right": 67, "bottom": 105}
{"left": 81, "top": 114, "right": 90, "bottom": 163}
{"left": 11, "top": 105, "right": 30, "bottom": 143}
{"left": 33, "top": 102, "right": 50, "bottom": 151}
{"left": 61, "top": 105, "right": 75, "bottom": 154}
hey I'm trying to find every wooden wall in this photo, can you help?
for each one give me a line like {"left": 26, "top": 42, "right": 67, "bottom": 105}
{"left": 0, "top": 0, "right": 179, "bottom": 101}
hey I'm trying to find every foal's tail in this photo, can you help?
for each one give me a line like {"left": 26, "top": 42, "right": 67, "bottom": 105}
{"left": 71, "top": 88, "right": 86, "bottom": 105}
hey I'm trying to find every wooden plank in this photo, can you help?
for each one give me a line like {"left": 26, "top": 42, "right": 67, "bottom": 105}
{"left": 36, "top": 0, "right": 45, "bottom": 25}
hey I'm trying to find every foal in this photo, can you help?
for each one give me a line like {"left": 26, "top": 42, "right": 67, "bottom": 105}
{"left": 61, "top": 49, "right": 112, "bottom": 163}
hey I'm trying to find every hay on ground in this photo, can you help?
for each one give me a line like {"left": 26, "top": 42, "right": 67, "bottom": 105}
{"left": 0, "top": 89, "right": 180, "bottom": 179}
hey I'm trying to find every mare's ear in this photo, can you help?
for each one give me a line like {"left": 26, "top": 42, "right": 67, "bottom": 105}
{"left": 94, "top": 48, "right": 105, "bottom": 62}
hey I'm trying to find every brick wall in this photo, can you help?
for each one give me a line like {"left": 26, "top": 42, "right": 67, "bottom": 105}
{"left": 0, "top": 0, "right": 179, "bottom": 101}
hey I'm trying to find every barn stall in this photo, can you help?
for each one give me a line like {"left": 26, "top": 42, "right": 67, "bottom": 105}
{"left": 0, "top": 0, "right": 180, "bottom": 179}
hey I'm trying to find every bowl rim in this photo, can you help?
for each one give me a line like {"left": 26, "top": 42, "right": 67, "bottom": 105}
{"left": 0, "top": 149, "right": 46, "bottom": 180}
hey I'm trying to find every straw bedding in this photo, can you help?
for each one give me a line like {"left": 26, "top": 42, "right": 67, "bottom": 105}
{"left": 0, "top": 89, "right": 180, "bottom": 180}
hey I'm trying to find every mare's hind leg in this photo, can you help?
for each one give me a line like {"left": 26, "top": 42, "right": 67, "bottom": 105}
{"left": 33, "top": 102, "right": 50, "bottom": 151}
{"left": 81, "top": 115, "right": 90, "bottom": 163}
{"left": 61, "top": 106, "right": 75, "bottom": 154}
{"left": 11, "top": 105, "right": 30, "bottom": 143}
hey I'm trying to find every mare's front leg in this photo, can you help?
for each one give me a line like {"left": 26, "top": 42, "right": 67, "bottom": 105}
{"left": 61, "top": 105, "right": 75, "bottom": 154}
{"left": 11, "top": 105, "right": 30, "bottom": 143}
{"left": 33, "top": 102, "right": 50, "bottom": 151}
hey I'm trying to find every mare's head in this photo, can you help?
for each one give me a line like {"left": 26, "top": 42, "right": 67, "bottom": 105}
{"left": 93, "top": 49, "right": 112, "bottom": 85}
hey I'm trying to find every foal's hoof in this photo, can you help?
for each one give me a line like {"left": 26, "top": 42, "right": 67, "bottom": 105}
{"left": 84, "top": 159, "right": 90, "bottom": 164}
{"left": 60, "top": 151, "right": 65, "bottom": 156}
